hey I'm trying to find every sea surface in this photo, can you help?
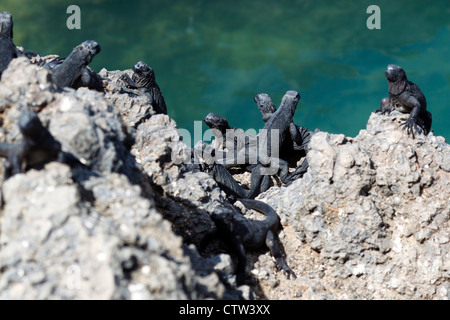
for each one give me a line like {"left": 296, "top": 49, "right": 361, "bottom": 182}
{"left": 3, "top": 0, "right": 450, "bottom": 144}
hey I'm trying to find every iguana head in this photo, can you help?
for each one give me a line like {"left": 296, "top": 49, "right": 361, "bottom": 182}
{"left": 76, "top": 40, "right": 101, "bottom": 64}
{"left": 385, "top": 64, "right": 407, "bottom": 96}
{"left": 204, "top": 113, "right": 230, "bottom": 131}
{"left": 281, "top": 90, "right": 300, "bottom": 117}
{"left": 254, "top": 93, "right": 276, "bottom": 116}
{"left": 385, "top": 64, "right": 407, "bottom": 82}
{"left": 18, "top": 111, "right": 45, "bottom": 136}
{"left": 18, "top": 111, "right": 61, "bottom": 150}
{"left": 132, "top": 61, "right": 155, "bottom": 87}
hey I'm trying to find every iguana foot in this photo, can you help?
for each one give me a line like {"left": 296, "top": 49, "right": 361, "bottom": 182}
{"left": 277, "top": 261, "right": 297, "bottom": 280}
{"left": 400, "top": 118, "right": 423, "bottom": 138}
{"left": 375, "top": 97, "right": 391, "bottom": 115}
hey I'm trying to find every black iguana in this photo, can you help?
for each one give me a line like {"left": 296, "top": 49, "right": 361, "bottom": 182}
{"left": 201, "top": 199, "right": 296, "bottom": 285}
{"left": 51, "top": 40, "right": 103, "bottom": 91}
{"left": 376, "top": 64, "right": 432, "bottom": 137}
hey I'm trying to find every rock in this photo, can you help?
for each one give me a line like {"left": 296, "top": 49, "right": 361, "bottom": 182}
{"left": 0, "top": 58, "right": 228, "bottom": 300}
{"left": 259, "top": 111, "right": 450, "bottom": 299}
{"left": 0, "top": 50, "right": 448, "bottom": 300}
{"left": 0, "top": 57, "right": 55, "bottom": 115}
{"left": 0, "top": 164, "right": 225, "bottom": 299}
{"left": 99, "top": 68, "right": 156, "bottom": 128}
{"left": 44, "top": 88, "right": 142, "bottom": 184}
{"left": 131, "top": 113, "right": 227, "bottom": 245}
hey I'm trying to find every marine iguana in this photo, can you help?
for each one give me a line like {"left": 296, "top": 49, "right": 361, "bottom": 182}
{"left": 254, "top": 93, "right": 277, "bottom": 122}
{"left": 203, "top": 112, "right": 258, "bottom": 168}
{"left": 205, "top": 91, "right": 306, "bottom": 169}
{"left": 255, "top": 92, "right": 316, "bottom": 183}
{"left": 201, "top": 199, "right": 296, "bottom": 285}
{"left": 51, "top": 40, "right": 103, "bottom": 91}
{"left": 204, "top": 112, "right": 236, "bottom": 151}
{"left": 0, "top": 11, "right": 21, "bottom": 78}
{"left": 120, "top": 61, "right": 167, "bottom": 115}
{"left": 193, "top": 141, "right": 270, "bottom": 199}
{"left": 0, "top": 111, "right": 82, "bottom": 179}
{"left": 250, "top": 90, "right": 301, "bottom": 186}
{"left": 255, "top": 92, "right": 313, "bottom": 154}
{"left": 376, "top": 64, "right": 432, "bottom": 137}
{"left": 198, "top": 91, "right": 302, "bottom": 198}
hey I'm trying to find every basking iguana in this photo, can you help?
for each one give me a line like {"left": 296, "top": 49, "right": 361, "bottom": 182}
{"left": 0, "top": 11, "right": 21, "bottom": 77}
{"left": 255, "top": 92, "right": 315, "bottom": 183}
{"left": 255, "top": 92, "right": 312, "bottom": 154}
{"left": 204, "top": 91, "right": 306, "bottom": 174}
{"left": 193, "top": 141, "right": 269, "bottom": 199}
{"left": 0, "top": 111, "right": 83, "bottom": 179}
{"left": 254, "top": 93, "right": 277, "bottom": 122}
{"left": 204, "top": 112, "right": 237, "bottom": 152}
{"left": 198, "top": 91, "right": 301, "bottom": 198}
{"left": 249, "top": 90, "right": 301, "bottom": 186}
{"left": 120, "top": 61, "right": 167, "bottom": 115}
{"left": 376, "top": 64, "right": 432, "bottom": 137}
{"left": 201, "top": 199, "right": 296, "bottom": 285}
{"left": 51, "top": 40, "right": 103, "bottom": 91}
{"left": 203, "top": 112, "right": 258, "bottom": 168}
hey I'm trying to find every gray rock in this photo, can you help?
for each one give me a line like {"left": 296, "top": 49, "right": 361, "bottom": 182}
{"left": 0, "top": 59, "right": 228, "bottom": 300}
{"left": 0, "top": 164, "right": 225, "bottom": 299}
{"left": 1, "top": 54, "right": 448, "bottom": 300}
{"left": 0, "top": 57, "right": 55, "bottom": 115}
{"left": 99, "top": 68, "right": 156, "bottom": 128}
{"left": 259, "top": 111, "right": 450, "bottom": 299}
{"left": 131, "top": 114, "right": 227, "bottom": 245}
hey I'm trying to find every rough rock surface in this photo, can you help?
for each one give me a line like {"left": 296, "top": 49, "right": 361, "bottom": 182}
{"left": 0, "top": 58, "right": 229, "bottom": 300}
{"left": 258, "top": 111, "right": 449, "bottom": 299}
{"left": 131, "top": 114, "right": 228, "bottom": 245}
{"left": 0, "top": 164, "right": 225, "bottom": 299}
{"left": 0, "top": 56, "right": 448, "bottom": 300}
{"left": 99, "top": 68, "right": 156, "bottom": 128}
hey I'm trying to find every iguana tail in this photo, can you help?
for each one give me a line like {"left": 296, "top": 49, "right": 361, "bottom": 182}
{"left": 237, "top": 199, "right": 280, "bottom": 230}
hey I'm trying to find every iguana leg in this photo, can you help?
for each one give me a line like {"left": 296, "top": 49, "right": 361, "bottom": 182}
{"left": 5, "top": 146, "right": 26, "bottom": 179}
{"left": 265, "top": 230, "right": 296, "bottom": 279}
{"left": 247, "top": 164, "right": 266, "bottom": 199}
{"left": 211, "top": 163, "right": 249, "bottom": 199}
{"left": 247, "top": 158, "right": 289, "bottom": 198}
{"left": 260, "top": 157, "right": 289, "bottom": 183}
{"left": 399, "top": 95, "right": 425, "bottom": 138}
{"left": 231, "top": 238, "right": 247, "bottom": 286}
{"left": 289, "top": 122, "right": 302, "bottom": 146}
{"left": 375, "top": 97, "right": 392, "bottom": 114}
{"left": 119, "top": 73, "right": 138, "bottom": 89}
{"left": 284, "top": 158, "right": 309, "bottom": 186}
{"left": 277, "top": 158, "right": 290, "bottom": 183}
{"left": 260, "top": 175, "right": 271, "bottom": 193}
{"left": 423, "top": 111, "right": 432, "bottom": 135}
{"left": 80, "top": 68, "right": 92, "bottom": 87}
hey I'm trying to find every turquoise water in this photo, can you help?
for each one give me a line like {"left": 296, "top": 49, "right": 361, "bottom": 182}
{"left": 3, "top": 0, "right": 450, "bottom": 143}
